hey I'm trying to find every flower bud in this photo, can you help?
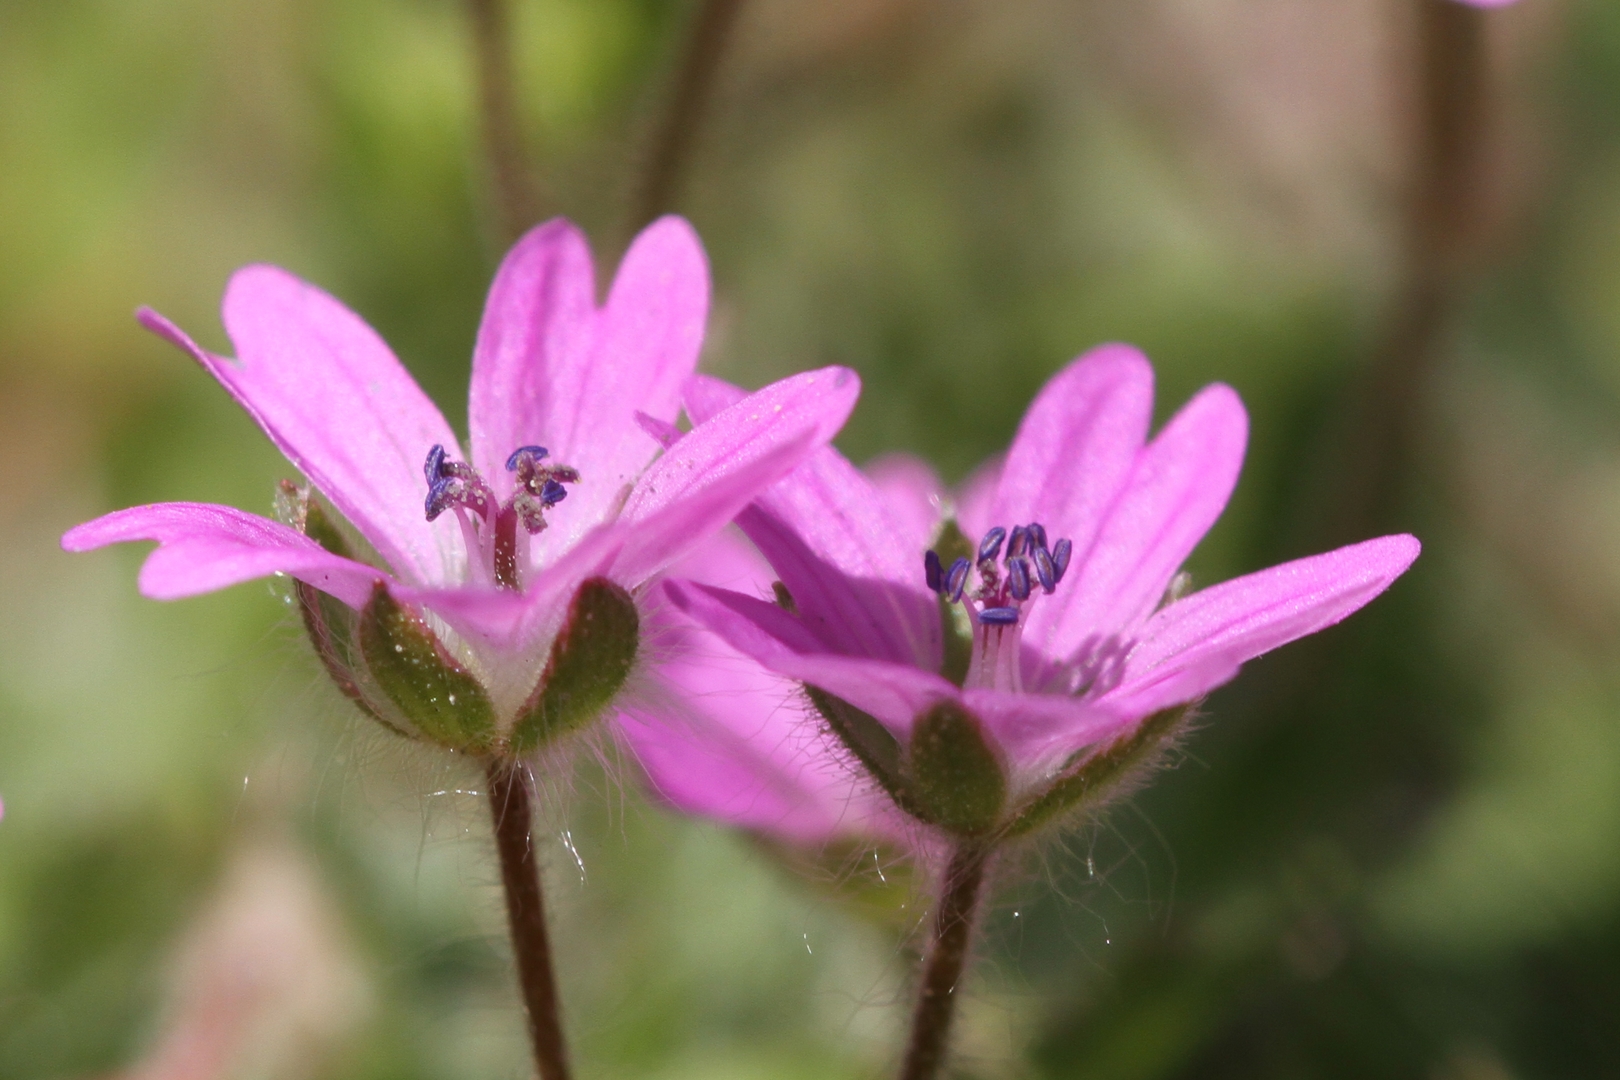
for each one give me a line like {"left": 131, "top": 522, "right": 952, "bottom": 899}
{"left": 509, "top": 577, "right": 638, "bottom": 754}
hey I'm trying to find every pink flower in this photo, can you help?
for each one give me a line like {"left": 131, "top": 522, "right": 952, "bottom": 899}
{"left": 1452, "top": 0, "right": 1517, "bottom": 7}
{"left": 663, "top": 345, "right": 1419, "bottom": 837}
{"left": 618, "top": 529, "right": 909, "bottom": 850}
{"left": 62, "top": 217, "right": 859, "bottom": 755}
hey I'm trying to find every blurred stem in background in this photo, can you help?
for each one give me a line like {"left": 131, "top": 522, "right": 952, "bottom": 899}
{"left": 486, "top": 761, "right": 572, "bottom": 1080}
{"left": 899, "top": 843, "right": 990, "bottom": 1080}
{"left": 627, "top": 0, "right": 749, "bottom": 233}
{"left": 466, "top": 0, "right": 544, "bottom": 243}
{"left": 1327, "top": 0, "right": 1492, "bottom": 543}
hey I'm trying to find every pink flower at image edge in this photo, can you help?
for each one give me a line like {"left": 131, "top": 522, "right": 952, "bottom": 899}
{"left": 61, "top": 217, "right": 860, "bottom": 739}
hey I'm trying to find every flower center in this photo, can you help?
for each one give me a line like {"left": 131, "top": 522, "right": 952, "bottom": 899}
{"left": 423, "top": 444, "right": 579, "bottom": 591}
{"left": 924, "top": 523, "right": 1072, "bottom": 692}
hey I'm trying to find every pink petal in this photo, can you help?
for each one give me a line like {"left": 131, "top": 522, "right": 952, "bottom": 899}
{"left": 989, "top": 344, "right": 1153, "bottom": 563}
{"left": 863, "top": 452, "right": 948, "bottom": 555}
{"left": 664, "top": 580, "right": 957, "bottom": 739}
{"left": 1098, "top": 534, "right": 1422, "bottom": 717}
{"left": 142, "top": 271, "right": 461, "bottom": 587}
{"left": 467, "top": 219, "right": 597, "bottom": 492}
{"left": 61, "top": 503, "right": 385, "bottom": 608}
{"left": 681, "top": 375, "right": 941, "bottom": 670}
{"left": 214, "top": 272, "right": 463, "bottom": 584}
{"left": 612, "top": 367, "right": 861, "bottom": 585}
{"left": 469, "top": 217, "right": 710, "bottom": 570}
{"left": 962, "top": 688, "right": 1134, "bottom": 775}
{"left": 621, "top": 536, "right": 899, "bottom": 846}
{"left": 1033, "top": 382, "right": 1248, "bottom": 665}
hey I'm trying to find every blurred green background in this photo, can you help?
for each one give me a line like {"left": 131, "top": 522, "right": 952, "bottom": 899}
{"left": 3, "top": 0, "right": 1618, "bottom": 1076}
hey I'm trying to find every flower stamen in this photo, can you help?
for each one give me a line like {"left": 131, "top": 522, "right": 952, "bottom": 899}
{"left": 423, "top": 443, "right": 580, "bottom": 591}
{"left": 924, "top": 520, "right": 1072, "bottom": 692}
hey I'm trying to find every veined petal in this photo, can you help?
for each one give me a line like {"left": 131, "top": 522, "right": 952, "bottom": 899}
{"left": 682, "top": 374, "right": 940, "bottom": 670}
{"left": 621, "top": 533, "right": 899, "bottom": 846}
{"left": 61, "top": 502, "right": 384, "bottom": 608}
{"left": 479, "top": 217, "right": 710, "bottom": 568}
{"left": 194, "top": 269, "right": 463, "bottom": 586}
{"left": 864, "top": 452, "right": 948, "bottom": 555}
{"left": 961, "top": 688, "right": 1134, "bottom": 775}
{"left": 1098, "top": 534, "right": 1421, "bottom": 717}
{"left": 613, "top": 367, "right": 861, "bottom": 584}
{"left": 989, "top": 344, "right": 1153, "bottom": 558}
{"left": 1033, "top": 382, "right": 1248, "bottom": 663}
{"left": 664, "top": 580, "right": 957, "bottom": 739}
{"left": 467, "top": 219, "right": 597, "bottom": 493}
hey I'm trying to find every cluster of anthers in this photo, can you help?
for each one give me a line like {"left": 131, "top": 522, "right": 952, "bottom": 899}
{"left": 423, "top": 444, "right": 579, "bottom": 589}
{"left": 925, "top": 523, "right": 1073, "bottom": 691}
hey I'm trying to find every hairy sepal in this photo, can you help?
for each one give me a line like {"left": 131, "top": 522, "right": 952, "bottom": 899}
{"left": 906, "top": 700, "right": 1007, "bottom": 837}
{"left": 280, "top": 482, "right": 412, "bottom": 739}
{"left": 509, "top": 577, "right": 639, "bottom": 754}
{"left": 360, "top": 582, "right": 496, "bottom": 752}
{"left": 999, "top": 703, "right": 1193, "bottom": 840}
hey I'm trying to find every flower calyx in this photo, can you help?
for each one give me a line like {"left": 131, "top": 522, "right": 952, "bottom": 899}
{"left": 282, "top": 482, "right": 639, "bottom": 758}
{"left": 805, "top": 682, "right": 1193, "bottom": 843}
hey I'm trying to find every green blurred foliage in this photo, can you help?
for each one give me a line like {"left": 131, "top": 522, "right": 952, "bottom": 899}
{"left": 4, "top": 0, "right": 1620, "bottom": 1077}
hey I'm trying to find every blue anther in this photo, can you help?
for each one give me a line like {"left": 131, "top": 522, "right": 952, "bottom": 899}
{"left": 924, "top": 550, "right": 943, "bottom": 593}
{"left": 977, "top": 527, "right": 1006, "bottom": 563}
{"left": 539, "top": 478, "right": 568, "bottom": 507}
{"left": 424, "top": 444, "right": 448, "bottom": 483}
{"left": 945, "top": 557, "right": 971, "bottom": 603}
{"left": 424, "top": 481, "right": 447, "bottom": 521}
{"left": 1007, "top": 556, "right": 1032, "bottom": 600}
{"left": 979, "top": 606, "right": 1019, "bottom": 625}
{"left": 1032, "top": 546, "right": 1056, "bottom": 593}
{"left": 1007, "top": 525, "right": 1029, "bottom": 559}
{"left": 505, "top": 445, "right": 549, "bottom": 471}
{"left": 1027, "top": 522, "right": 1048, "bottom": 552}
{"left": 1051, "top": 538, "right": 1073, "bottom": 583}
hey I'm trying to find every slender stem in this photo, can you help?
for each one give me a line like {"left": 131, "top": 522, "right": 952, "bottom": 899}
{"left": 627, "top": 0, "right": 748, "bottom": 231}
{"left": 1322, "top": 0, "right": 1490, "bottom": 543}
{"left": 466, "top": 0, "right": 542, "bottom": 243}
{"left": 485, "top": 759, "right": 572, "bottom": 1080}
{"left": 899, "top": 843, "right": 991, "bottom": 1080}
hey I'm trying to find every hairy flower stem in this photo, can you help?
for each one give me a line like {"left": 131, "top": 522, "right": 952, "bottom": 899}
{"left": 628, "top": 0, "right": 748, "bottom": 231}
{"left": 466, "top": 0, "right": 542, "bottom": 243}
{"left": 899, "top": 843, "right": 991, "bottom": 1080}
{"left": 485, "top": 759, "right": 572, "bottom": 1080}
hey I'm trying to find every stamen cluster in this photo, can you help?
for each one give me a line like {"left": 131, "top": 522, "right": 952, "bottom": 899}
{"left": 924, "top": 522, "right": 1073, "bottom": 625}
{"left": 423, "top": 443, "right": 579, "bottom": 590}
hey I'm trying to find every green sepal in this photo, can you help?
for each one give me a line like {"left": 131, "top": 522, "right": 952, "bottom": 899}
{"left": 998, "top": 703, "right": 1192, "bottom": 840}
{"left": 804, "top": 687, "right": 926, "bottom": 818}
{"left": 906, "top": 700, "right": 1007, "bottom": 837}
{"left": 359, "top": 582, "right": 495, "bottom": 752}
{"left": 510, "top": 577, "right": 639, "bottom": 754}
{"left": 277, "top": 482, "right": 410, "bottom": 738}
